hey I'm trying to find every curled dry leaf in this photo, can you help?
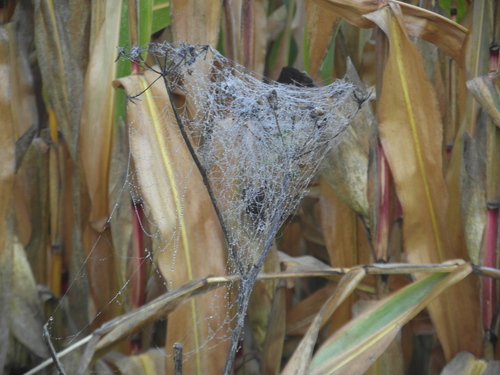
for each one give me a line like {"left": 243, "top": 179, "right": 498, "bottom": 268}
{"left": 313, "top": 0, "right": 468, "bottom": 63}
{"left": 322, "top": 59, "right": 372, "bottom": 221}
{"left": 467, "top": 73, "right": 500, "bottom": 129}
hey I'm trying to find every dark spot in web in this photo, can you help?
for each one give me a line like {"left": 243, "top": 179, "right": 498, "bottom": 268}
{"left": 277, "top": 67, "right": 316, "bottom": 87}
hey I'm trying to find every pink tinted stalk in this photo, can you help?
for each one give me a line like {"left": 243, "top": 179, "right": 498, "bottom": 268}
{"left": 482, "top": 208, "right": 498, "bottom": 330}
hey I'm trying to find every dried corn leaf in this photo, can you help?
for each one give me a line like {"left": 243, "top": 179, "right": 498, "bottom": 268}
{"left": 34, "top": 0, "right": 84, "bottom": 160}
{"left": 10, "top": 237, "right": 49, "bottom": 359}
{"left": 467, "top": 74, "right": 500, "bottom": 130}
{"left": 79, "top": 0, "right": 123, "bottom": 228}
{"left": 283, "top": 269, "right": 365, "bottom": 375}
{"left": 322, "top": 60, "right": 371, "bottom": 220}
{"left": 440, "top": 351, "right": 500, "bottom": 375}
{"left": 114, "top": 72, "right": 230, "bottom": 374}
{"left": 308, "top": 264, "right": 472, "bottom": 375}
{"left": 95, "top": 278, "right": 226, "bottom": 352}
{"left": 304, "top": 0, "right": 339, "bottom": 80}
{"left": 313, "top": 0, "right": 468, "bottom": 63}
{"left": 365, "top": 3, "right": 481, "bottom": 359}
{"left": 444, "top": 0, "right": 492, "bottom": 267}
{"left": 171, "top": 0, "right": 222, "bottom": 46}
{"left": 461, "top": 122, "right": 487, "bottom": 265}
{"left": 260, "top": 282, "right": 286, "bottom": 375}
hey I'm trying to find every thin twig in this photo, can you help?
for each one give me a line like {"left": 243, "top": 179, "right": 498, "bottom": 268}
{"left": 173, "top": 342, "right": 183, "bottom": 375}
{"left": 42, "top": 322, "right": 68, "bottom": 375}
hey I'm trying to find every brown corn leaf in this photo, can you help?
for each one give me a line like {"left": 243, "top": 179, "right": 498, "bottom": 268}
{"left": 248, "top": 246, "right": 282, "bottom": 368}
{"left": 310, "top": 0, "right": 378, "bottom": 29}
{"left": 10, "top": 237, "right": 49, "bottom": 359}
{"left": 79, "top": 0, "right": 123, "bottom": 228}
{"left": 341, "top": 22, "right": 373, "bottom": 74}
{"left": 241, "top": 0, "right": 268, "bottom": 73}
{"left": 108, "top": 118, "right": 132, "bottom": 289}
{"left": 260, "top": 282, "right": 286, "bottom": 375}
{"left": 34, "top": 0, "right": 84, "bottom": 160}
{"left": 467, "top": 74, "right": 500, "bottom": 130}
{"left": 308, "top": 264, "right": 472, "bottom": 375}
{"left": 114, "top": 72, "right": 230, "bottom": 374}
{"left": 364, "top": 3, "right": 481, "bottom": 359}
{"left": 282, "top": 269, "right": 366, "bottom": 375}
{"left": 286, "top": 282, "right": 339, "bottom": 337}
{"left": 68, "top": 0, "right": 91, "bottom": 72}
{"left": 393, "top": 1, "right": 468, "bottom": 64}
{"left": 322, "top": 59, "right": 372, "bottom": 220}
{"left": 444, "top": 0, "right": 492, "bottom": 267}
{"left": 95, "top": 278, "right": 226, "bottom": 353}
{"left": 20, "top": 141, "right": 50, "bottom": 284}
{"left": 313, "top": 0, "right": 468, "bottom": 63}
{"left": 460, "top": 122, "right": 487, "bottom": 265}
{"left": 171, "top": 0, "right": 222, "bottom": 46}
{"left": 305, "top": 1, "right": 339, "bottom": 80}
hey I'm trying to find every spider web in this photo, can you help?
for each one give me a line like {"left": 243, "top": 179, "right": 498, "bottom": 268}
{"left": 43, "top": 42, "right": 358, "bottom": 374}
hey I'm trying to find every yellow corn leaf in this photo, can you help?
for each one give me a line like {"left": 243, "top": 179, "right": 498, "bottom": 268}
{"left": 308, "top": 264, "right": 472, "bottom": 375}
{"left": 114, "top": 72, "right": 230, "bottom": 374}
{"left": 364, "top": 3, "right": 481, "bottom": 359}
{"left": 313, "top": 0, "right": 467, "bottom": 63}
{"left": 282, "top": 269, "right": 366, "bottom": 375}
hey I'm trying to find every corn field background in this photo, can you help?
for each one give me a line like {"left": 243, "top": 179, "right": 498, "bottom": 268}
{"left": 2, "top": 0, "right": 500, "bottom": 374}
